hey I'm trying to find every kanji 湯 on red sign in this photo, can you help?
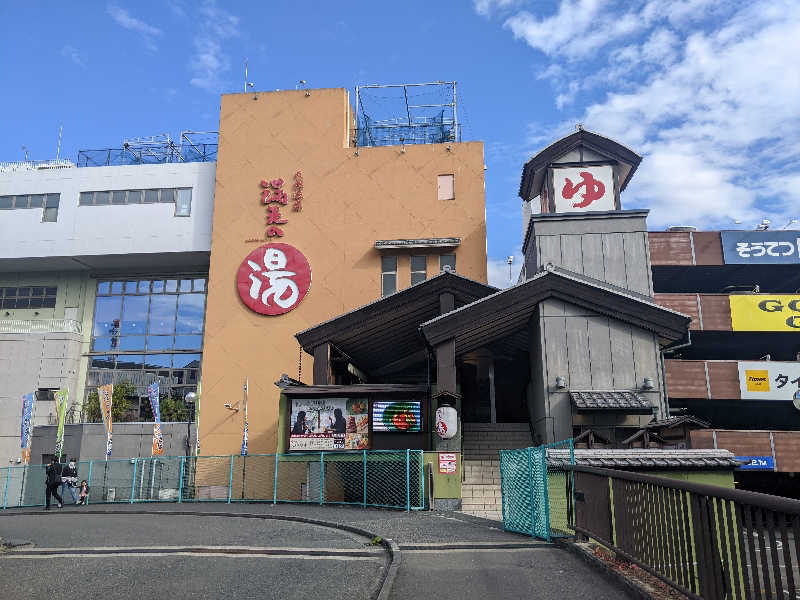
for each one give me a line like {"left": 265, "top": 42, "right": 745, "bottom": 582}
{"left": 236, "top": 243, "right": 312, "bottom": 315}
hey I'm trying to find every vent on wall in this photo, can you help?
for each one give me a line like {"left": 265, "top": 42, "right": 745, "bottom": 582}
{"left": 667, "top": 226, "right": 697, "bottom": 232}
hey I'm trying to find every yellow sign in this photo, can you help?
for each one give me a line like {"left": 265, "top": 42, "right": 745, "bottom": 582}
{"left": 729, "top": 295, "right": 800, "bottom": 331}
{"left": 744, "top": 370, "right": 770, "bottom": 392}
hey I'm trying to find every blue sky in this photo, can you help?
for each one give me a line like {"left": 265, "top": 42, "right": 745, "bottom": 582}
{"left": 2, "top": 1, "right": 798, "bottom": 287}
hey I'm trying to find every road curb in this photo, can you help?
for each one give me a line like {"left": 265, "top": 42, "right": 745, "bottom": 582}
{"left": 2, "top": 509, "right": 399, "bottom": 600}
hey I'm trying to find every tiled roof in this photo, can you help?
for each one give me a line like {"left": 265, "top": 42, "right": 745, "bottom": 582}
{"left": 547, "top": 448, "right": 739, "bottom": 470}
{"left": 570, "top": 390, "right": 652, "bottom": 412}
{"left": 646, "top": 415, "right": 710, "bottom": 429}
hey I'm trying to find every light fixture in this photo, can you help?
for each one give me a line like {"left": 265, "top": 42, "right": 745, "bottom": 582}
{"left": 224, "top": 402, "right": 240, "bottom": 412}
{"left": 184, "top": 392, "right": 197, "bottom": 404}
{"left": 555, "top": 376, "right": 566, "bottom": 389}
{"left": 641, "top": 377, "right": 655, "bottom": 390}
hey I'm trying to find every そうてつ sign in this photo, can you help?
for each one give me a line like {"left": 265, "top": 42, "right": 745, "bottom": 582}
{"left": 721, "top": 230, "right": 800, "bottom": 264}
{"left": 236, "top": 243, "right": 311, "bottom": 315}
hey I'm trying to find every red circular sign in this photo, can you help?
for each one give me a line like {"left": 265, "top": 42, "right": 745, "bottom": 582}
{"left": 236, "top": 243, "right": 311, "bottom": 315}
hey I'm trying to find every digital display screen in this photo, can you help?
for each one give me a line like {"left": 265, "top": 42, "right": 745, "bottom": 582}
{"left": 372, "top": 401, "right": 422, "bottom": 433}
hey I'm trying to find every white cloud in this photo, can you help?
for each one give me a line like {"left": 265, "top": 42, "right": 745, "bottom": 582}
{"left": 107, "top": 4, "right": 162, "bottom": 51}
{"left": 189, "top": 1, "right": 240, "bottom": 92}
{"left": 474, "top": 0, "right": 521, "bottom": 17}
{"left": 61, "top": 45, "right": 86, "bottom": 69}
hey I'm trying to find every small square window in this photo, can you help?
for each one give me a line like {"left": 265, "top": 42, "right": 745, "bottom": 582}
{"left": 440, "top": 254, "right": 456, "bottom": 273}
{"left": 5, "top": 288, "right": 17, "bottom": 297}
{"left": 111, "top": 281, "right": 124, "bottom": 294}
{"left": 127, "top": 190, "right": 143, "bottom": 204}
{"left": 94, "top": 191, "right": 110, "bottom": 205}
{"left": 125, "top": 281, "right": 137, "bottom": 294}
{"left": 144, "top": 189, "right": 159, "bottom": 203}
{"left": 151, "top": 280, "right": 165, "bottom": 293}
{"left": 45, "top": 286, "right": 57, "bottom": 296}
{"left": 410, "top": 255, "right": 427, "bottom": 285}
{"left": 381, "top": 256, "right": 398, "bottom": 297}
{"left": 165, "top": 279, "right": 178, "bottom": 293}
{"left": 28, "top": 195, "right": 43, "bottom": 208}
{"left": 17, "top": 195, "right": 33, "bottom": 208}
{"left": 112, "top": 191, "right": 127, "bottom": 205}
{"left": 31, "top": 287, "right": 44, "bottom": 296}
{"left": 97, "top": 282, "right": 111, "bottom": 295}
{"left": 160, "top": 189, "right": 175, "bottom": 203}
{"left": 42, "top": 297, "right": 56, "bottom": 308}
{"left": 29, "top": 298, "right": 43, "bottom": 309}
{"left": 437, "top": 174, "right": 455, "bottom": 200}
{"left": 0, "top": 196, "right": 12, "bottom": 209}
{"left": 45, "top": 194, "right": 59, "bottom": 208}
{"left": 18, "top": 287, "right": 31, "bottom": 297}
{"left": 193, "top": 279, "right": 206, "bottom": 292}
{"left": 175, "top": 188, "right": 192, "bottom": 216}
{"left": 180, "top": 279, "right": 192, "bottom": 293}
{"left": 16, "top": 298, "right": 30, "bottom": 309}
{"left": 137, "top": 280, "right": 151, "bottom": 294}
{"left": 79, "top": 192, "right": 94, "bottom": 206}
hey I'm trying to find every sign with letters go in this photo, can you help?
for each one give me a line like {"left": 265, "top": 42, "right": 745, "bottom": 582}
{"left": 236, "top": 243, "right": 311, "bottom": 315}
{"left": 552, "top": 165, "right": 615, "bottom": 213}
{"left": 721, "top": 230, "right": 800, "bottom": 264}
{"left": 729, "top": 295, "right": 800, "bottom": 331}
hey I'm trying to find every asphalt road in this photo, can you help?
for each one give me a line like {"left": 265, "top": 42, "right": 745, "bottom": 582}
{"left": 0, "top": 504, "right": 633, "bottom": 600}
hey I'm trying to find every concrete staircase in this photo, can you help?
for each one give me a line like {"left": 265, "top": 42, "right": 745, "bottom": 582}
{"left": 460, "top": 423, "right": 532, "bottom": 521}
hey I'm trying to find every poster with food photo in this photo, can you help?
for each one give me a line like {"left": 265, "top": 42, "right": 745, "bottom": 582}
{"left": 289, "top": 397, "right": 369, "bottom": 451}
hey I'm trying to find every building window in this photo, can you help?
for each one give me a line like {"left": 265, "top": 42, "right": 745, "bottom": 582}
{"left": 175, "top": 188, "right": 192, "bottom": 216}
{"left": 0, "top": 193, "right": 60, "bottom": 221}
{"left": 381, "top": 256, "right": 397, "bottom": 297}
{"left": 0, "top": 286, "right": 57, "bottom": 309}
{"left": 440, "top": 254, "right": 456, "bottom": 273}
{"left": 42, "top": 194, "right": 59, "bottom": 222}
{"left": 78, "top": 188, "right": 190, "bottom": 210}
{"left": 437, "top": 174, "right": 455, "bottom": 200}
{"left": 88, "top": 276, "right": 207, "bottom": 406}
{"left": 410, "top": 255, "right": 427, "bottom": 285}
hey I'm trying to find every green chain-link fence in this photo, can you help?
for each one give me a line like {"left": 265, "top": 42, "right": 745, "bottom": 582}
{"left": 0, "top": 450, "right": 425, "bottom": 511}
{"left": 499, "top": 439, "right": 574, "bottom": 541}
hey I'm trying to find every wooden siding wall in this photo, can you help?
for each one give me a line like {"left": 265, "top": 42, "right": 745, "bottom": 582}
{"left": 649, "top": 231, "right": 723, "bottom": 266}
{"left": 691, "top": 429, "right": 800, "bottom": 472}
{"left": 653, "top": 294, "right": 732, "bottom": 331}
{"left": 665, "top": 359, "right": 741, "bottom": 399}
{"left": 537, "top": 298, "right": 663, "bottom": 442}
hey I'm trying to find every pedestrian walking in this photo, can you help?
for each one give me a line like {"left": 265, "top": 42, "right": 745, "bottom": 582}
{"left": 60, "top": 458, "right": 80, "bottom": 504}
{"left": 77, "top": 480, "right": 90, "bottom": 505}
{"left": 45, "top": 457, "right": 63, "bottom": 510}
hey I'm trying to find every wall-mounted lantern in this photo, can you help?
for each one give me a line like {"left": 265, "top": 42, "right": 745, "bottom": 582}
{"left": 555, "top": 376, "right": 567, "bottom": 389}
{"left": 641, "top": 377, "right": 655, "bottom": 390}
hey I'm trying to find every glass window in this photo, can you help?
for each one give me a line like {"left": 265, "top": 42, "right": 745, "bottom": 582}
{"left": 411, "top": 255, "right": 427, "bottom": 285}
{"left": 381, "top": 256, "right": 397, "bottom": 297}
{"left": 118, "top": 336, "right": 146, "bottom": 351}
{"left": 440, "top": 254, "right": 456, "bottom": 273}
{"left": 79, "top": 192, "right": 94, "bottom": 206}
{"left": 93, "top": 296, "right": 122, "bottom": 337}
{"left": 173, "top": 353, "right": 202, "bottom": 369}
{"left": 42, "top": 296, "right": 56, "bottom": 308}
{"left": 112, "top": 191, "right": 126, "bottom": 205}
{"left": 91, "top": 337, "right": 113, "bottom": 352}
{"left": 115, "top": 355, "right": 144, "bottom": 370}
{"left": 29, "top": 297, "right": 43, "bottom": 309}
{"left": 28, "top": 195, "right": 43, "bottom": 208}
{"left": 125, "top": 281, "right": 137, "bottom": 294}
{"left": 127, "top": 190, "right": 143, "bottom": 204}
{"left": 45, "top": 286, "right": 57, "bottom": 296}
{"left": 42, "top": 206, "right": 58, "bottom": 222}
{"left": 15, "top": 298, "right": 30, "bottom": 309}
{"left": 94, "top": 191, "right": 110, "bottom": 205}
{"left": 174, "top": 334, "right": 202, "bottom": 350}
{"left": 144, "top": 354, "right": 172, "bottom": 369}
{"left": 180, "top": 279, "right": 192, "bottom": 292}
{"left": 176, "top": 294, "right": 205, "bottom": 334}
{"left": 146, "top": 335, "right": 173, "bottom": 351}
{"left": 137, "top": 280, "right": 151, "bottom": 294}
{"left": 18, "top": 195, "right": 34, "bottom": 208}
{"left": 121, "top": 295, "right": 148, "bottom": 334}
{"left": 111, "top": 281, "right": 123, "bottom": 294}
{"left": 90, "top": 356, "right": 115, "bottom": 369}
{"left": 175, "top": 188, "right": 192, "bottom": 216}
{"left": 160, "top": 189, "right": 175, "bottom": 203}
{"left": 144, "top": 189, "right": 159, "bottom": 203}
{"left": 437, "top": 174, "right": 455, "bottom": 200}
{"left": 5, "top": 288, "right": 17, "bottom": 296}
{"left": 148, "top": 295, "right": 176, "bottom": 334}
{"left": 151, "top": 280, "right": 164, "bottom": 293}
{"left": 165, "top": 279, "right": 178, "bottom": 293}
{"left": 31, "top": 287, "right": 44, "bottom": 296}
{"left": 18, "top": 287, "right": 30, "bottom": 297}
{"left": 0, "top": 196, "right": 12, "bottom": 209}
{"left": 193, "top": 278, "right": 205, "bottom": 292}
{"left": 97, "top": 282, "right": 111, "bottom": 295}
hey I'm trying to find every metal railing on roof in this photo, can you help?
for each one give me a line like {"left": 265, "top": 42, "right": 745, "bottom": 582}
{"left": 0, "top": 319, "right": 82, "bottom": 334}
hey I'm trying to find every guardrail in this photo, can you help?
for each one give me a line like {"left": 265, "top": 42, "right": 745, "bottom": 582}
{"left": 0, "top": 318, "right": 82, "bottom": 334}
{"left": 567, "top": 464, "right": 800, "bottom": 599}
{"left": 1, "top": 451, "right": 426, "bottom": 512}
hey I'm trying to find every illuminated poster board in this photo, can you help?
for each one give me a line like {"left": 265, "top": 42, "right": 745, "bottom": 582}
{"left": 372, "top": 401, "right": 422, "bottom": 433}
{"left": 289, "top": 398, "right": 369, "bottom": 450}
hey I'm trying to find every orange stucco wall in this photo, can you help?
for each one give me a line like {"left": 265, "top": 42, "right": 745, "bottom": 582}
{"left": 199, "top": 88, "right": 487, "bottom": 455}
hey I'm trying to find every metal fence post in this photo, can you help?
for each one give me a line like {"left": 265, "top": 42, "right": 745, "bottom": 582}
{"left": 2, "top": 468, "right": 9, "bottom": 510}
{"left": 362, "top": 450, "right": 367, "bottom": 508}
{"left": 227, "top": 456, "right": 234, "bottom": 504}
{"left": 273, "top": 454, "right": 279, "bottom": 505}
{"left": 178, "top": 456, "right": 185, "bottom": 503}
{"left": 86, "top": 461, "right": 93, "bottom": 506}
{"left": 527, "top": 447, "right": 536, "bottom": 538}
{"left": 130, "top": 459, "right": 138, "bottom": 504}
{"left": 406, "top": 449, "right": 411, "bottom": 512}
{"left": 541, "top": 447, "right": 551, "bottom": 543}
{"left": 319, "top": 452, "right": 325, "bottom": 505}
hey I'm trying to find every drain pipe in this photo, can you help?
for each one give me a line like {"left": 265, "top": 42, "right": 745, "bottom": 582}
{"left": 660, "top": 330, "right": 693, "bottom": 419}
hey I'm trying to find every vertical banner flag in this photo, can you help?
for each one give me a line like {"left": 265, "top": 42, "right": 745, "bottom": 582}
{"left": 148, "top": 381, "right": 164, "bottom": 456}
{"left": 54, "top": 389, "right": 68, "bottom": 460}
{"left": 241, "top": 377, "right": 248, "bottom": 456}
{"left": 98, "top": 384, "right": 114, "bottom": 459}
{"left": 20, "top": 392, "right": 34, "bottom": 464}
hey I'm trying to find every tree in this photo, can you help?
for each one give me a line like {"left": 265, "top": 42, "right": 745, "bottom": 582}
{"left": 159, "top": 392, "right": 190, "bottom": 422}
{"left": 83, "top": 381, "right": 134, "bottom": 423}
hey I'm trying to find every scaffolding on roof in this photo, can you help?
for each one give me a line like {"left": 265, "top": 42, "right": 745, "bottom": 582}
{"left": 355, "top": 81, "right": 460, "bottom": 147}
{"left": 76, "top": 131, "right": 218, "bottom": 167}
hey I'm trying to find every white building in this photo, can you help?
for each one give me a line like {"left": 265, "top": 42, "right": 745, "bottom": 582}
{"left": 0, "top": 154, "right": 215, "bottom": 464}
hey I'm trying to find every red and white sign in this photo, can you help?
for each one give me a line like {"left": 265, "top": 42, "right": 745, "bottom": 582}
{"left": 438, "top": 452, "right": 457, "bottom": 474}
{"left": 236, "top": 243, "right": 311, "bottom": 315}
{"left": 552, "top": 165, "right": 615, "bottom": 213}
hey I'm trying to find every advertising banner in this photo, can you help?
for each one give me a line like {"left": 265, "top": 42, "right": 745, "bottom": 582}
{"left": 738, "top": 361, "right": 800, "bottom": 400}
{"left": 20, "top": 392, "right": 34, "bottom": 464}
{"left": 721, "top": 230, "right": 800, "bottom": 264}
{"left": 372, "top": 401, "right": 421, "bottom": 432}
{"left": 98, "top": 384, "right": 114, "bottom": 458}
{"left": 54, "top": 388, "right": 68, "bottom": 459}
{"left": 736, "top": 456, "right": 775, "bottom": 470}
{"left": 729, "top": 295, "right": 800, "bottom": 331}
{"left": 289, "top": 398, "right": 369, "bottom": 451}
{"left": 438, "top": 453, "right": 457, "bottom": 474}
{"left": 147, "top": 382, "right": 164, "bottom": 456}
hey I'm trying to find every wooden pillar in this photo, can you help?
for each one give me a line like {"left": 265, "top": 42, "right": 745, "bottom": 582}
{"left": 313, "top": 343, "right": 332, "bottom": 385}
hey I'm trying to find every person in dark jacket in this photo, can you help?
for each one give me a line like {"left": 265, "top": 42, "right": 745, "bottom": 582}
{"left": 45, "top": 458, "right": 63, "bottom": 509}
{"left": 60, "top": 459, "right": 79, "bottom": 504}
